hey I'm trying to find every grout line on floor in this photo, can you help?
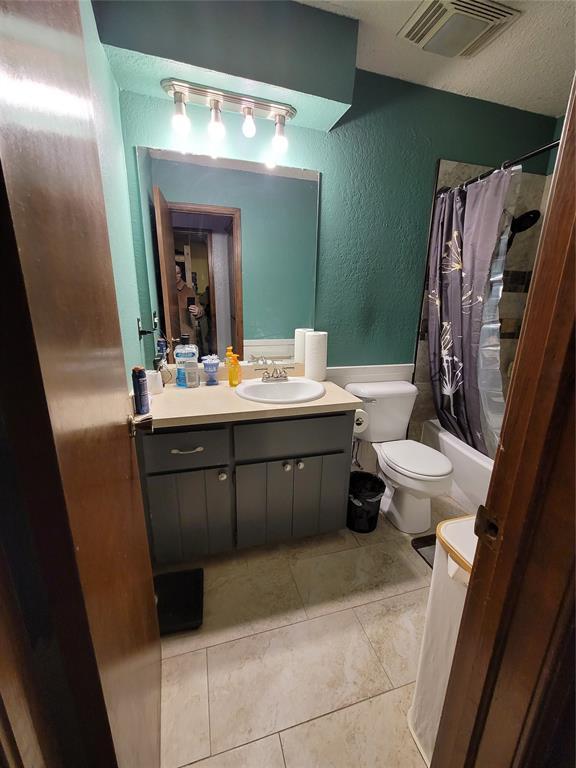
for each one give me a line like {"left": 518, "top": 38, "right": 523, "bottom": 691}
{"left": 352, "top": 607, "right": 394, "bottom": 690}
{"left": 185, "top": 531, "right": 363, "bottom": 577}
{"left": 278, "top": 732, "right": 288, "bottom": 768}
{"left": 179, "top": 682, "right": 419, "bottom": 764}
{"left": 277, "top": 681, "right": 417, "bottom": 740}
{"left": 162, "top": 582, "right": 431, "bottom": 661}
{"left": 205, "top": 648, "right": 212, "bottom": 756}
{"left": 181, "top": 732, "right": 291, "bottom": 767}
{"left": 287, "top": 560, "right": 307, "bottom": 616}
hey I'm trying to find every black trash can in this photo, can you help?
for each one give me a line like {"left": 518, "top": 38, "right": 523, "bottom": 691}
{"left": 347, "top": 471, "right": 386, "bottom": 533}
{"left": 154, "top": 568, "right": 204, "bottom": 636}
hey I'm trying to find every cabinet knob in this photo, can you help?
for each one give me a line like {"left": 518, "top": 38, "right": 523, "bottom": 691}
{"left": 297, "top": 461, "right": 305, "bottom": 470}
{"left": 218, "top": 471, "right": 227, "bottom": 482}
{"left": 283, "top": 462, "right": 292, "bottom": 472}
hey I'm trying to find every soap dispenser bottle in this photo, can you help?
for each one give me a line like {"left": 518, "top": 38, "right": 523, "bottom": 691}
{"left": 228, "top": 354, "right": 242, "bottom": 388}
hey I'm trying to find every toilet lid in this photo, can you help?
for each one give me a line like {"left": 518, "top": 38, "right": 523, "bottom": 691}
{"left": 379, "top": 440, "right": 453, "bottom": 478}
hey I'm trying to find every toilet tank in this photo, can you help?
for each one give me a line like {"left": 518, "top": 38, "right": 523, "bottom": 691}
{"left": 345, "top": 381, "right": 418, "bottom": 443}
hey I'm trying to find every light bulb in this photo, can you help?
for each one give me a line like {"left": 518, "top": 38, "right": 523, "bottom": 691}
{"left": 272, "top": 114, "right": 288, "bottom": 154}
{"left": 242, "top": 106, "right": 256, "bottom": 138}
{"left": 172, "top": 92, "right": 190, "bottom": 136}
{"left": 208, "top": 99, "right": 226, "bottom": 140}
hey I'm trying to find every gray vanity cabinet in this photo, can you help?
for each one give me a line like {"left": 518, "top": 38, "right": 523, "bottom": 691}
{"left": 138, "top": 411, "right": 354, "bottom": 566}
{"left": 291, "top": 456, "right": 323, "bottom": 538}
{"left": 236, "top": 452, "right": 350, "bottom": 547}
{"left": 146, "top": 467, "right": 234, "bottom": 564}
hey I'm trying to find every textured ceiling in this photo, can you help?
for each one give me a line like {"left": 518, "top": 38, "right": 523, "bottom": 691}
{"left": 298, "top": 0, "right": 575, "bottom": 116}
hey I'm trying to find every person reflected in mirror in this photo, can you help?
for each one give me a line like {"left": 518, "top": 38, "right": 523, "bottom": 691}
{"left": 175, "top": 263, "right": 205, "bottom": 352}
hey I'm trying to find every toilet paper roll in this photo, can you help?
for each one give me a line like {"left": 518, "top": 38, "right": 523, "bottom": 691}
{"left": 353, "top": 409, "right": 369, "bottom": 435}
{"left": 304, "top": 331, "right": 328, "bottom": 381}
{"left": 294, "top": 328, "right": 314, "bottom": 363}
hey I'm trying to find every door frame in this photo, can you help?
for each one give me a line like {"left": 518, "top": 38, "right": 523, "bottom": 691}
{"left": 431, "top": 80, "right": 575, "bottom": 767}
{"left": 206, "top": 231, "right": 219, "bottom": 353}
{"left": 0, "top": 2, "right": 161, "bottom": 765}
{"left": 163, "top": 202, "right": 243, "bottom": 359}
{"left": 173, "top": 228, "right": 219, "bottom": 355}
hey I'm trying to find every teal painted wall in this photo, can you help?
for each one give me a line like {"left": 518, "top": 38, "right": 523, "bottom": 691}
{"left": 79, "top": 0, "right": 142, "bottom": 382}
{"left": 149, "top": 158, "right": 318, "bottom": 339}
{"left": 92, "top": 0, "right": 357, "bottom": 105}
{"left": 120, "top": 72, "right": 555, "bottom": 366}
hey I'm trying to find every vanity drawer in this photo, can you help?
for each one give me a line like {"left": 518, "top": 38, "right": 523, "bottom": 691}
{"left": 141, "top": 428, "right": 230, "bottom": 474}
{"left": 234, "top": 413, "right": 353, "bottom": 463}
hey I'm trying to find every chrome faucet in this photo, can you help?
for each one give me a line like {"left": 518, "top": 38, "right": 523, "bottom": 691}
{"left": 249, "top": 355, "right": 269, "bottom": 366}
{"left": 254, "top": 360, "right": 295, "bottom": 382}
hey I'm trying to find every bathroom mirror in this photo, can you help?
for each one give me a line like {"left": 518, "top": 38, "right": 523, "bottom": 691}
{"left": 136, "top": 148, "right": 319, "bottom": 361}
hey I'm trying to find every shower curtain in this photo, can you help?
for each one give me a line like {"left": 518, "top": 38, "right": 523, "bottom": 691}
{"left": 427, "top": 169, "right": 520, "bottom": 456}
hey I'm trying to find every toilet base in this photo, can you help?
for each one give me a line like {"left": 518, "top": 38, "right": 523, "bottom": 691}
{"left": 381, "top": 485, "right": 431, "bottom": 534}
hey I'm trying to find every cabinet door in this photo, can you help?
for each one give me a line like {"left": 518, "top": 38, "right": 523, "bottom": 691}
{"left": 266, "top": 460, "right": 294, "bottom": 544}
{"left": 319, "top": 453, "right": 350, "bottom": 533}
{"left": 146, "top": 474, "right": 182, "bottom": 565}
{"left": 177, "top": 470, "right": 209, "bottom": 559}
{"left": 147, "top": 468, "right": 234, "bottom": 564}
{"left": 292, "top": 456, "right": 323, "bottom": 538}
{"left": 205, "top": 468, "right": 234, "bottom": 553}
{"left": 236, "top": 463, "right": 267, "bottom": 549}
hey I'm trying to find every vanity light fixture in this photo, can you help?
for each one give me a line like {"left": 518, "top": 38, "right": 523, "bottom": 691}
{"left": 272, "top": 113, "right": 288, "bottom": 154}
{"left": 161, "top": 78, "right": 295, "bottom": 152}
{"left": 171, "top": 91, "right": 191, "bottom": 136}
{"left": 208, "top": 98, "right": 226, "bottom": 140}
{"left": 242, "top": 106, "right": 256, "bottom": 138}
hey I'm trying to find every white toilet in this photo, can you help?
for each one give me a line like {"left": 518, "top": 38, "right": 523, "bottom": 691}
{"left": 345, "top": 381, "right": 453, "bottom": 534}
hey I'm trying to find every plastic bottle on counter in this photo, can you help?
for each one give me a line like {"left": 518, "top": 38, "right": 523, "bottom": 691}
{"left": 225, "top": 345, "right": 234, "bottom": 370}
{"left": 228, "top": 353, "right": 242, "bottom": 388}
{"left": 174, "top": 334, "right": 200, "bottom": 388}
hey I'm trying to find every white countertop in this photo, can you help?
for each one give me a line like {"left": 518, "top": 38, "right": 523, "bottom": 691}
{"left": 149, "top": 380, "right": 361, "bottom": 428}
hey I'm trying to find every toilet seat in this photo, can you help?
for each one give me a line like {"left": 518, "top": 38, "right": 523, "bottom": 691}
{"left": 375, "top": 440, "right": 453, "bottom": 481}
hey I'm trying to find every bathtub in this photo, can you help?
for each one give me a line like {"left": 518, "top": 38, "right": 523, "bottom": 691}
{"left": 420, "top": 419, "right": 493, "bottom": 514}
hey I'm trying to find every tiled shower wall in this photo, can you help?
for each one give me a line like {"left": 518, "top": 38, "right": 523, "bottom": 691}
{"left": 409, "top": 160, "right": 551, "bottom": 441}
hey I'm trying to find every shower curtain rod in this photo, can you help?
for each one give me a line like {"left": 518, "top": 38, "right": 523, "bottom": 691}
{"left": 456, "top": 139, "right": 561, "bottom": 190}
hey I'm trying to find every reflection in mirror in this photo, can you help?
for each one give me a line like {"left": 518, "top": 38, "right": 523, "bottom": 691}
{"left": 138, "top": 149, "right": 319, "bottom": 361}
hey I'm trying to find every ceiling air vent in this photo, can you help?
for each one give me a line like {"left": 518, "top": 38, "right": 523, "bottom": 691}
{"left": 397, "top": 0, "right": 521, "bottom": 57}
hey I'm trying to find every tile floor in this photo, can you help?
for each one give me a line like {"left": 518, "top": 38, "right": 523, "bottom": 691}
{"left": 160, "top": 495, "right": 466, "bottom": 768}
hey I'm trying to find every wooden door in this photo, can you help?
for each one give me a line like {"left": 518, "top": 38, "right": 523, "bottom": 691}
{"left": 431, "top": 81, "right": 575, "bottom": 767}
{"left": 153, "top": 186, "right": 180, "bottom": 349}
{"left": 0, "top": 2, "right": 160, "bottom": 766}
{"left": 0, "top": 548, "right": 61, "bottom": 768}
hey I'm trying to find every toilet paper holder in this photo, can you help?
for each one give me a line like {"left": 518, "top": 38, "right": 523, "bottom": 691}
{"left": 353, "top": 408, "right": 369, "bottom": 435}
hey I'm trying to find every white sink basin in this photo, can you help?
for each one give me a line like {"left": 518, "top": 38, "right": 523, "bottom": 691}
{"left": 235, "top": 377, "right": 325, "bottom": 404}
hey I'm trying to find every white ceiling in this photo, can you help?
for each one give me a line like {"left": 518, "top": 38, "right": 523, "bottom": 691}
{"left": 298, "top": 0, "right": 575, "bottom": 116}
